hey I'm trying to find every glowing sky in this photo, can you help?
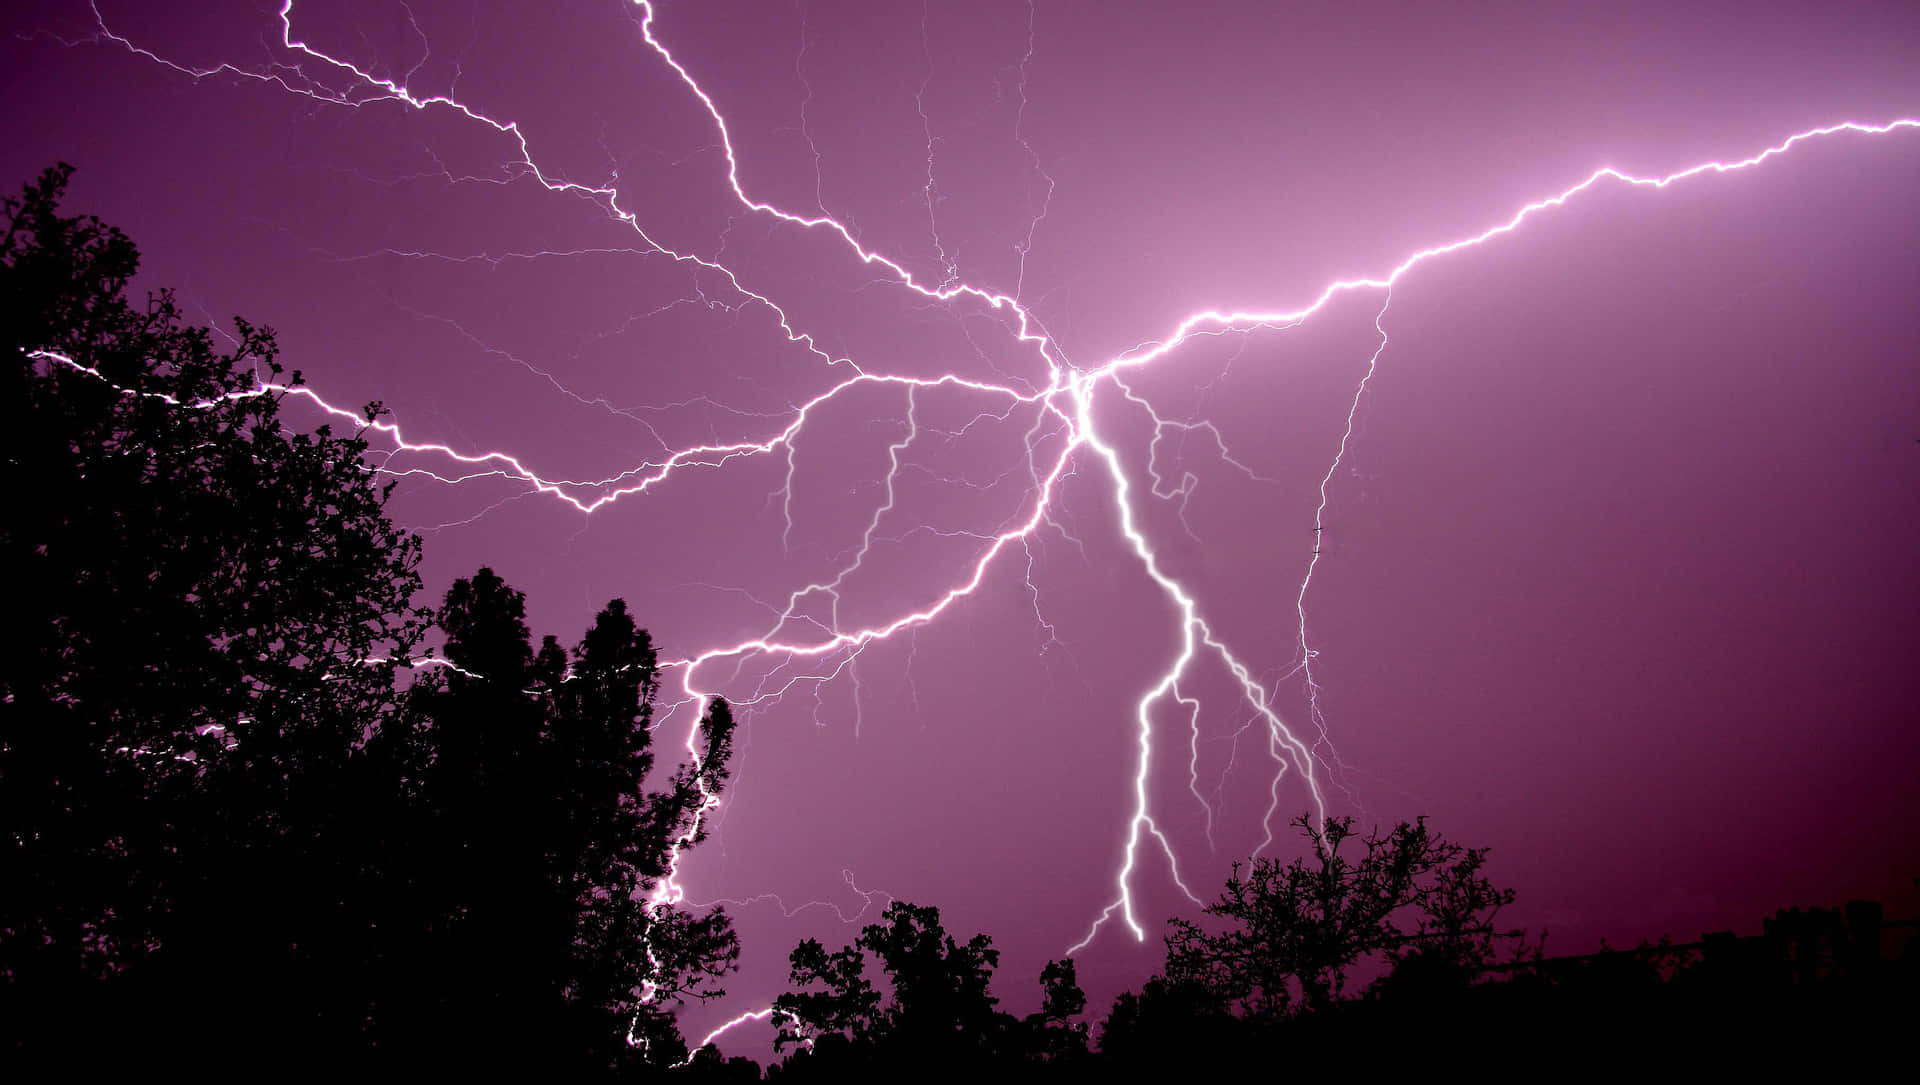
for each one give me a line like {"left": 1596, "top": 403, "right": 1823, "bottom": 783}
{"left": 6, "top": 0, "right": 1918, "bottom": 1058}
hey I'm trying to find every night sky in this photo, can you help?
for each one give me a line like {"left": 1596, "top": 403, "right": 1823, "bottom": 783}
{"left": 6, "top": 0, "right": 1918, "bottom": 1057}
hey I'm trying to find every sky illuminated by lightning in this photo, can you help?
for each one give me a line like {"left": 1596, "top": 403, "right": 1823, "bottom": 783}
{"left": 7, "top": 0, "right": 1919, "bottom": 1059}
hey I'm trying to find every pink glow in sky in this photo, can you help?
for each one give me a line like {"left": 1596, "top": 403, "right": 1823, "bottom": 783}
{"left": 6, "top": 0, "right": 1918, "bottom": 1059}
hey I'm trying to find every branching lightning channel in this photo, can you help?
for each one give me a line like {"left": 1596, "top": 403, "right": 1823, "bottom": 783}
{"left": 1293, "top": 286, "right": 1392, "bottom": 810}
{"left": 75, "top": 0, "right": 1920, "bottom": 1057}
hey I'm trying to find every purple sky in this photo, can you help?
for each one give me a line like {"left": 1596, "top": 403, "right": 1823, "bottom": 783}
{"left": 7, "top": 0, "right": 1918, "bottom": 1058}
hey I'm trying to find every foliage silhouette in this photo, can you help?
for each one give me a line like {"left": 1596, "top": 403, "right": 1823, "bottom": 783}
{"left": 1101, "top": 817, "right": 1914, "bottom": 1074}
{"left": 1, "top": 162, "right": 429, "bottom": 1061}
{"left": 1097, "top": 975, "right": 1241, "bottom": 1069}
{"left": 369, "top": 568, "right": 742, "bottom": 1072}
{"left": 0, "top": 166, "right": 740, "bottom": 1075}
{"left": 1160, "top": 813, "right": 1516, "bottom": 1017}
{"left": 766, "top": 901, "right": 1088, "bottom": 1076}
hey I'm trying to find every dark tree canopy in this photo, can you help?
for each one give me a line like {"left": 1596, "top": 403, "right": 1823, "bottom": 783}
{"left": 1095, "top": 815, "right": 1522, "bottom": 1073}
{"left": 767, "top": 901, "right": 1088, "bottom": 1076}
{"left": 1, "top": 163, "right": 429, "bottom": 1053}
{"left": 373, "top": 568, "right": 742, "bottom": 1072}
{"left": 1159, "top": 814, "right": 1516, "bottom": 1018}
{"left": 0, "top": 167, "right": 739, "bottom": 1075}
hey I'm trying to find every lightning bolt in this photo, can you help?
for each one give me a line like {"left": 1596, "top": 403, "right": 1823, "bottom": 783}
{"left": 67, "top": 0, "right": 1919, "bottom": 1058}
{"left": 683, "top": 1006, "right": 810, "bottom": 1065}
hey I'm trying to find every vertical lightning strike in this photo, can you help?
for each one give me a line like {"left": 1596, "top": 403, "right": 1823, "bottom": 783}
{"left": 1009, "top": 0, "right": 1055, "bottom": 303}
{"left": 916, "top": 0, "right": 960, "bottom": 291}
{"left": 792, "top": 2, "right": 829, "bottom": 221}
{"left": 71, "top": 0, "right": 1920, "bottom": 1057}
{"left": 1293, "top": 287, "right": 1393, "bottom": 805}
{"left": 1177, "top": 689, "right": 1214, "bottom": 846}
{"left": 1066, "top": 369, "right": 1325, "bottom": 953}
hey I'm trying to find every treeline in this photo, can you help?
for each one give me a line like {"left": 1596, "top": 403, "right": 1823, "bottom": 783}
{"left": 5, "top": 166, "right": 1914, "bottom": 1077}
{"left": 2, "top": 165, "right": 735, "bottom": 1074}
{"left": 757, "top": 821, "right": 1918, "bottom": 1077}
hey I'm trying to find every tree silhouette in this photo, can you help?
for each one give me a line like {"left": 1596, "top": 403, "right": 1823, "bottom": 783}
{"left": 769, "top": 901, "right": 1088, "bottom": 1075}
{"left": 366, "top": 568, "right": 741, "bottom": 1072}
{"left": 1, "top": 167, "right": 739, "bottom": 1073}
{"left": 1097, "top": 975, "right": 1240, "bottom": 1070}
{"left": 1094, "top": 815, "right": 1522, "bottom": 1073}
{"left": 2, "top": 164, "right": 428, "bottom": 1058}
{"left": 1161, "top": 814, "right": 1515, "bottom": 1018}
{"left": 1026, "top": 957, "right": 1093, "bottom": 1062}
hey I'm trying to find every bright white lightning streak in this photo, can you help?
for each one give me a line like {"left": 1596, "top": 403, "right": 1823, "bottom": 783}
{"left": 685, "top": 1007, "right": 808, "bottom": 1063}
{"left": 76, "top": 0, "right": 1920, "bottom": 1057}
